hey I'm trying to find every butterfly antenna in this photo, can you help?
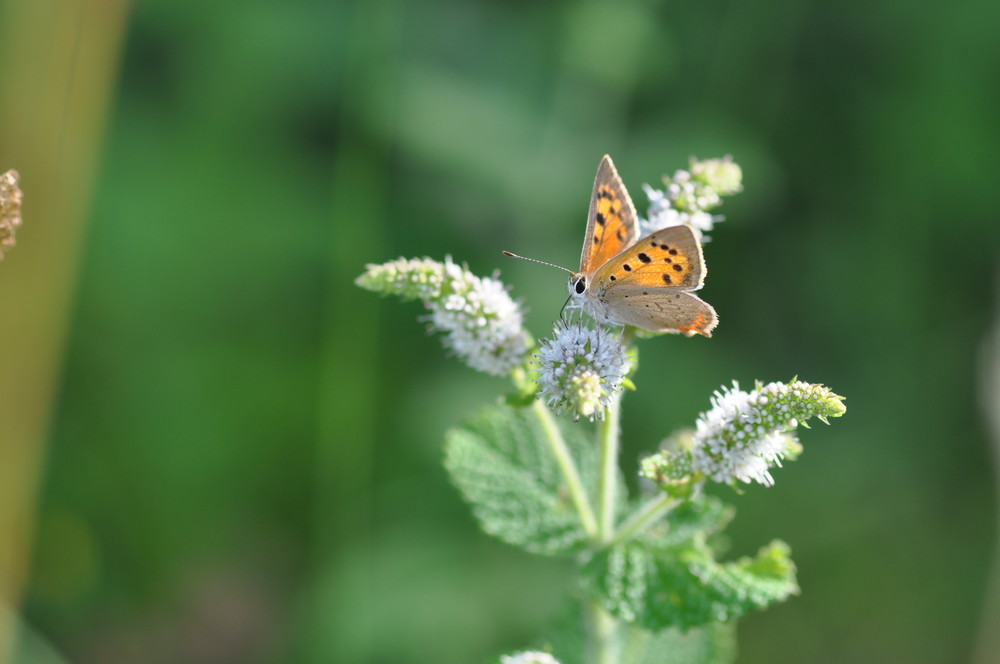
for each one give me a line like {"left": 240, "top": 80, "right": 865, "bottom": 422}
{"left": 502, "top": 251, "right": 574, "bottom": 274}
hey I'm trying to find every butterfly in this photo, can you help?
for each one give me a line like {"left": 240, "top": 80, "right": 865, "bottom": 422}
{"left": 506, "top": 155, "right": 717, "bottom": 337}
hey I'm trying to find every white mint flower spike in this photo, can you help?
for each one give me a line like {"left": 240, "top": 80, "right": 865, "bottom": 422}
{"left": 684, "top": 380, "right": 845, "bottom": 487}
{"left": 356, "top": 256, "right": 531, "bottom": 376}
{"left": 355, "top": 256, "right": 451, "bottom": 301}
{"left": 640, "top": 183, "right": 720, "bottom": 238}
{"left": 426, "top": 261, "right": 530, "bottom": 375}
{"left": 536, "top": 320, "right": 630, "bottom": 421}
{"left": 690, "top": 155, "right": 743, "bottom": 196}
{"left": 687, "top": 380, "right": 845, "bottom": 486}
{"left": 638, "top": 156, "right": 742, "bottom": 240}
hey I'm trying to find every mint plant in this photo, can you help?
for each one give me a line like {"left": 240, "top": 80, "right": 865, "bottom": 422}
{"left": 356, "top": 156, "right": 845, "bottom": 664}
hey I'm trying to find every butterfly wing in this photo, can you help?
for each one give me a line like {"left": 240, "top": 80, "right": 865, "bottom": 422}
{"left": 594, "top": 225, "right": 706, "bottom": 290}
{"left": 591, "top": 225, "right": 716, "bottom": 336}
{"left": 602, "top": 288, "right": 718, "bottom": 337}
{"left": 579, "top": 155, "right": 639, "bottom": 276}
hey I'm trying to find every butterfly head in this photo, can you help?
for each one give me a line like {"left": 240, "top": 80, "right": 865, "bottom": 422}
{"left": 568, "top": 273, "right": 588, "bottom": 297}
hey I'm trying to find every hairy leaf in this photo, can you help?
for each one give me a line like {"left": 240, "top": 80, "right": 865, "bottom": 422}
{"left": 444, "top": 403, "right": 598, "bottom": 555}
{"left": 638, "top": 496, "right": 734, "bottom": 551}
{"left": 583, "top": 538, "right": 798, "bottom": 631}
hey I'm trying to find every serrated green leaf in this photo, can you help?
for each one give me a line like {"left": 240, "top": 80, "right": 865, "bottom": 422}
{"left": 444, "top": 402, "right": 599, "bottom": 555}
{"left": 624, "top": 622, "right": 736, "bottom": 664}
{"left": 583, "top": 543, "right": 653, "bottom": 624}
{"left": 582, "top": 538, "right": 798, "bottom": 631}
{"left": 638, "top": 496, "right": 734, "bottom": 551}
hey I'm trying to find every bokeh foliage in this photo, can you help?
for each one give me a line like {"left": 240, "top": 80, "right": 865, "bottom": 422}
{"left": 2, "top": 0, "right": 998, "bottom": 662}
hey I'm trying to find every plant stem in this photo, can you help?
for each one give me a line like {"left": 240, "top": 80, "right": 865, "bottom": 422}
{"left": 596, "top": 388, "right": 623, "bottom": 542}
{"left": 588, "top": 387, "right": 624, "bottom": 664}
{"left": 532, "top": 399, "right": 598, "bottom": 539}
{"left": 607, "top": 491, "right": 676, "bottom": 549}
{"left": 589, "top": 600, "right": 621, "bottom": 664}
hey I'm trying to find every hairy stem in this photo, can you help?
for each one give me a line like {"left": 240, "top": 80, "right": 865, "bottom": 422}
{"left": 532, "top": 399, "right": 598, "bottom": 539}
{"left": 607, "top": 491, "right": 677, "bottom": 549}
{"left": 589, "top": 600, "right": 621, "bottom": 664}
{"left": 588, "top": 388, "right": 624, "bottom": 664}
{"left": 596, "top": 388, "right": 623, "bottom": 542}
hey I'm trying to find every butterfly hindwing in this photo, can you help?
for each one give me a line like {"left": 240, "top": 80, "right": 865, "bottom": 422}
{"left": 604, "top": 287, "right": 718, "bottom": 337}
{"left": 579, "top": 155, "right": 639, "bottom": 276}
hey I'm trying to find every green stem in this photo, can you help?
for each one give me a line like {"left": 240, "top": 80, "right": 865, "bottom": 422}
{"left": 607, "top": 491, "right": 677, "bottom": 549}
{"left": 587, "top": 387, "right": 625, "bottom": 664}
{"left": 531, "top": 399, "right": 598, "bottom": 539}
{"left": 596, "top": 389, "right": 623, "bottom": 542}
{"left": 589, "top": 600, "right": 621, "bottom": 664}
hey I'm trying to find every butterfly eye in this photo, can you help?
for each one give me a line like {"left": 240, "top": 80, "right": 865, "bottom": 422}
{"left": 574, "top": 277, "right": 587, "bottom": 294}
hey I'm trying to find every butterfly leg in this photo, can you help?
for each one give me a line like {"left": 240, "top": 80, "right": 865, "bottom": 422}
{"left": 559, "top": 294, "right": 575, "bottom": 320}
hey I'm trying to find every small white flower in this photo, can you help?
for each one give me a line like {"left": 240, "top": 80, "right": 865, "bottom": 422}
{"left": 536, "top": 321, "right": 630, "bottom": 421}
{"left": 357, "top": 256, "right": 531, "bottom": 376}
{"left": 639, "top": 191, "right": 723, "bottom": 240}
{"left": 355, "top": 256, "right": 450, "bottom": 302}
{"left": 427, "top": 262, "right": 531, "bottom": 375}
{"left": 690, "top": 155, "right": 743, "bottom": 196}
{"left": 500, "top": 651, "right": 561, "bottom": 664}
{"left": 638, "top": 156, "right": 742, "bottom": 240}
{"left": 640, "top": 445, "right": 695, "bottom": 486}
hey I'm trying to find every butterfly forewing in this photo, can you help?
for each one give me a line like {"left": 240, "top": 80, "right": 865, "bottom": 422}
{"left": 593, "top": 225, "right": 705, "bottom": 290}
{"left": 579, "top": 155, "right": 639, "bottom": 276}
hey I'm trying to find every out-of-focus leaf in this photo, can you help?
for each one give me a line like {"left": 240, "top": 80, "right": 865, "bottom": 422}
{"left": 583, "top": 538, "right": 797, "bottom": 631}
{"left": 444, "top": 403, "right": 598, "bottom": 555}
{"left": 638, "top": 496, "right": 734, "bottom": 551}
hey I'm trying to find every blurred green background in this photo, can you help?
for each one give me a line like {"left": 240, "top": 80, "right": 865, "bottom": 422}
{"left": 1, "top": 0, "right": 998, "bottom": 662}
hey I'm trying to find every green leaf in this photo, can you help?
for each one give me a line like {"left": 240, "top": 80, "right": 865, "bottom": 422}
{"left": 638, "top": 496, "right": 733, "bottom": 550}
{"left": 624, "top": 622, "right": 737, "bottom": 664}
{"left": 444, "top": 402, "right": 598, "bottom": 555}
{"left": 582, "top": 538, "right": 798, "bottom": 631}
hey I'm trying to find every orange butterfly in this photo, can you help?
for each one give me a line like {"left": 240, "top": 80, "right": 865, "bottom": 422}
{"left": 507, "top": 155, "right": 717, "bottom": 337}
